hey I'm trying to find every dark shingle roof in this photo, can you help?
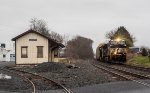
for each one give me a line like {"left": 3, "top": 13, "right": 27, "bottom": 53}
{"left": 12, "top": 29, "right": 64, "bottom": 48}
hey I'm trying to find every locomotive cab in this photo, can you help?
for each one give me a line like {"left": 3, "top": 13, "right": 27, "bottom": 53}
{"left": 109, "top": 39, "right": 127, "bottom": 63}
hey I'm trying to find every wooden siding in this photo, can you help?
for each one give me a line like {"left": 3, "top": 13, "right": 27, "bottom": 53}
{"left": 16, "top": 32, "right": 49, "bottom": 64}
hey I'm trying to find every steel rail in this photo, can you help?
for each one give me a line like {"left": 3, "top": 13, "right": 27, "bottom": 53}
{"left": 91, "top": 61, "right": 150, "bottom": 88}
{"left": 0, "top": 68, "right": 36, "bottom": 93}
{"left": 7, "top": 67, "right": 73, "bottom": 93}
{"left": 124, "top": 64, "right": 150, "bottom": 72}
{"left": 101, "top": 63, "right": 150, "bottom": 79}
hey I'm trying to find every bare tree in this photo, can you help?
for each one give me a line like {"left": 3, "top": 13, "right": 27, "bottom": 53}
{"left": 30, "top": 18, "right": 49, "bottom": 35}
{"left": 65, "top": 36, "right": 94, "bottom": 59}
{"left": 49, "top": 31, "right": 64, "bottom": 43}
{"left": 105, "top": 30, "right": 116, "bottom": 40}
{"left": 63, "top": 34, "right": 69, "bottom": 46}
{"left": 29, "top": 18, "right": 64, "bottom": 43}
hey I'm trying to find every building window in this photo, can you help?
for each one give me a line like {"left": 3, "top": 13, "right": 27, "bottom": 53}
{"left": 54, "top": 49, "right": 58, "bottom": 57}
{"left": 21, "top": 46, "right": 28, "bottom": 58}
{"left": 37, "top": 46, "right": 43, "bottom": 58}
{"left": 3, "top": 54, "right": 6, "bottom": 58}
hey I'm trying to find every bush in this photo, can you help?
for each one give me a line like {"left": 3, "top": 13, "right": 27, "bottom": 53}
{"left": 65, "top": 36, "right": 94, "bottom": 59}
{"left": 141, "top": 48, "right": 148, "bottom": 56}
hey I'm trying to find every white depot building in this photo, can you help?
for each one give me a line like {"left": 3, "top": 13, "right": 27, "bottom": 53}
{"left": 0, "top": 43, "right": 15, "bottom": 62}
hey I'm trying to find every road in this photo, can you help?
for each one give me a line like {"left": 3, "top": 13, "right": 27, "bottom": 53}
{"left": 72, "top": 80, "right": 150, "bottom": 93}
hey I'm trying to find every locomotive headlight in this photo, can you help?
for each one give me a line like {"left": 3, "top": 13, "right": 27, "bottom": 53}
{"left": 116, "top": 38, "right": 121, "bottom": 42}
{"left": 114, "top": 51, "right": 117, "bottom": 55}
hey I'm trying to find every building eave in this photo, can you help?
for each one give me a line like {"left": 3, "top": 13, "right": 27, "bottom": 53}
{"left": 11, "top": 29, "right": 64, "bottom": 48}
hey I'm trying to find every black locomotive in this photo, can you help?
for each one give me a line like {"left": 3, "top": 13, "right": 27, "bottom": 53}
{"left": 96, "top": 39, "right": 127, "bottom": 63}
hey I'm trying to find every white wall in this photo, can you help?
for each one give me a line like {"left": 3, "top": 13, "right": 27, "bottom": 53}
{"left": 6, "top": 50, "right": 15, "bottom": 62}
{"left": 0, "top": 48, "right": 9, "bottom": 61}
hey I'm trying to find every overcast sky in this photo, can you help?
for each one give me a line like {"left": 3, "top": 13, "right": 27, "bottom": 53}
{"left": 0, "top": 0, "right": 150, "bottom": 51}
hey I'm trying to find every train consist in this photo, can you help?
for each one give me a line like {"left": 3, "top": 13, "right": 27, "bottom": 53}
{"left": 96, "top": 38, "right": 127, "bottom": 63}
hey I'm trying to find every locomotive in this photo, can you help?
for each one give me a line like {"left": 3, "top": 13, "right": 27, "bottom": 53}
{"left": 96, "top": 38, "right": 127, "bottom": 63}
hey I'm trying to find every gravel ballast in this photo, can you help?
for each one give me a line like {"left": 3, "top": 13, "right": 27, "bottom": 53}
{"left": 18, "top": 60, "right": 122, "bottom": 88}
{"left": 0, "top": 70, "right": 33, "bottom": 92}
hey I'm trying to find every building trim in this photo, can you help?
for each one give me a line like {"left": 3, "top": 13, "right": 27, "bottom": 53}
{"left": 48, "top": 41, "right": 49, "bottom": 62}
{"left": 15, "top": 41, "right": 16, "bottom": 64}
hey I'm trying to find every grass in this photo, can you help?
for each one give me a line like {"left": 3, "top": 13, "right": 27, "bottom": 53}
{"left": 127, "top": 55, "right": 150, "bottom": 68}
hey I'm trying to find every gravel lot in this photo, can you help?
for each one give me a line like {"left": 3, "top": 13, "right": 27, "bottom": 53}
{"left": 17, "top": 60, "right": 122, "bottom": 88}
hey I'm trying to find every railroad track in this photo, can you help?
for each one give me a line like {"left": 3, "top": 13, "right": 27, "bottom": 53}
{"left": 1, "top": 67, "right": 73, "bottom": 93}
{"left": 124, "top": 64, "right": 150, "bottom": 72}
{"left": 0, "top": 67, "right": 35, "bottom": 93}
{"left": 110, "top": 64, "right": 150, "bottom": 77}
{"left": 91, "top": 61, "right": 150, "bottom": 88}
